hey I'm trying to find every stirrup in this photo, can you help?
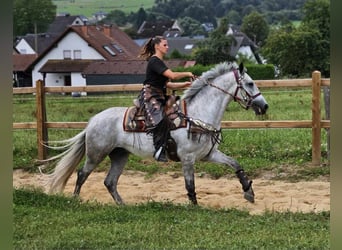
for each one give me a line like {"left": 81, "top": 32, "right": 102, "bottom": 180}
{"left": 154, "top": 147, "right": 167, "bottom": 162}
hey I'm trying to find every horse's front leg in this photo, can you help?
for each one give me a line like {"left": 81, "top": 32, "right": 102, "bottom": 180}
{"left": 205, "top": 149, "right": 254, "bottom": 203}
{"left": 181, "top": 157, "right": 197, "bottom": 205}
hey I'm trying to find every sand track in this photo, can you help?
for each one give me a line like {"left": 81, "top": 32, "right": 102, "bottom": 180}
{"left": 13, "top": 169, "right": 330, "bottom": 215}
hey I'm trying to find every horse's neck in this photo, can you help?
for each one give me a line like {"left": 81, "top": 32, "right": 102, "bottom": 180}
{"left": 186, "top": 85, "right": 233, "bottom": 129}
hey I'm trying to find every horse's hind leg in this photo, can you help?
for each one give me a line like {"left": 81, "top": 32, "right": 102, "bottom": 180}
{"left": 74, "top": 157, "right": 102, "bottom": 196}
{"left": 104, "top": 148, "right": 129, "bottom": 205}
{"left": 206, "top": 149, "right": 254, "bottom": 203}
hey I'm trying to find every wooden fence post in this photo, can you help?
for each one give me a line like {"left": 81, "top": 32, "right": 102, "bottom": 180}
{"left": 311, "top": 71, "right": 321, "bottom": 165}
{"left": 323, "top": 86, "right": 330, "bottom": 161}
{"left": 36, "top": 79, "right": 48, "bottom": 160}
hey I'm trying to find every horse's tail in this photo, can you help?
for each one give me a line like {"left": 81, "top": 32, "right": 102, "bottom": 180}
{"left": 44, "top": 130, "right": 86, "bottom": 193}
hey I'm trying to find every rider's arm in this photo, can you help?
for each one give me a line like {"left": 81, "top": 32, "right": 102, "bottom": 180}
{"left": 163, "top": 69, "right": 194, "bottom": 81}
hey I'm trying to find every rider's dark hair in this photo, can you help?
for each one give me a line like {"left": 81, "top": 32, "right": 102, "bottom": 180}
{"left": 139, "top": 36, "right": 165, "bottom": 60}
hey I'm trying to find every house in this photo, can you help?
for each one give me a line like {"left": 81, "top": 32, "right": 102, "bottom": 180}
{"left": 14, "top": 33, "right": 59, "bottom": 55}
{"left": 226, "top": 24, "right": 262, "bottom": 64}
{"left": 92, "top": 11, "right": 108, "bottom": 22}
{"left": 46, "top": 15, "right": 87, "bottom": 34}
{"left": 166, "top": 36, "right": 203, "bottom": 56}
{"left": 15, "top": 15, "right": 87, "bottom": 55}
{"left": 133, "top": 36, "right": 203, "bottom": 58}
{"left": 163, "top": 29, "right": 182, "bottom": 38}
{"left": 137, "top": 20, "right": 183, "bottom": 38}
{"left": 28, "top": 24, "right": 141, "bottom": 95}
{"left": 13, "top": 15, "right": 89, "bottom": 86}
{"left": 201, "top": 23, "right": 215, "bottom": 33}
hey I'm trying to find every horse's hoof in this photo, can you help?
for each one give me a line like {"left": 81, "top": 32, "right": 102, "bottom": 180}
{"left": 244, "top": 186, "right": 255, "bottom": 203}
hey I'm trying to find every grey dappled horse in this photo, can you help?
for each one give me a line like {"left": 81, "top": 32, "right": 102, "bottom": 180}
{"left": 44, "top": 62, "right": 268, "bottom": 205}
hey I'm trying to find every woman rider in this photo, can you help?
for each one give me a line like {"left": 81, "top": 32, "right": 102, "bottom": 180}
{"left": 138, "top": 36, "right": 194, "bottom": 162}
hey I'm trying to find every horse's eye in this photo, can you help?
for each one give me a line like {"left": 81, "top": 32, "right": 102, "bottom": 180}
{"left": 247, "top": 82, "right": 254, "bottom": 88}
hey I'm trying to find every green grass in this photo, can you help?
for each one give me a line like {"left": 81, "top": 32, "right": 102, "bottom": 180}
{"left": 14, "top": 188, "right": 330, "bottom": 249}
{"left": 52, "top": 0, "right": 155, "bottom": 17}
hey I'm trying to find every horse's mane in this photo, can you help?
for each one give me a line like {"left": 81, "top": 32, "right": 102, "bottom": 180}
{"left": 182, "top": 61, "right": 238, "bottom": 102}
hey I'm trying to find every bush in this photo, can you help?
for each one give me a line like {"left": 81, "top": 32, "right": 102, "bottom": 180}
{"left": 245, "top": 64, "right": 275, "bottom": 79}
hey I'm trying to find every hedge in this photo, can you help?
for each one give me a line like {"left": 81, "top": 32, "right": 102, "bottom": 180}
{"left": 173, "top": 63, "right": 275, "bottom": 80}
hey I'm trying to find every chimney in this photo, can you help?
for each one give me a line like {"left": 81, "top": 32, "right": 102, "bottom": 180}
{"left": 103, "top": 24, "right": 111, "bottom": 37}
{"left": 81, "top": 25, "right": 88, "bottom": 36}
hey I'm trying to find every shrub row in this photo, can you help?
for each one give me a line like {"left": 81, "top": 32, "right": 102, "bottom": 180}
{"left": 174, "top": 63, "right": 275, "bottom": 80}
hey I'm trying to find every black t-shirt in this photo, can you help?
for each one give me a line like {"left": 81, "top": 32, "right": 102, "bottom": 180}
{"left": 143, "top": 56, "right": 169, "bottom": 91}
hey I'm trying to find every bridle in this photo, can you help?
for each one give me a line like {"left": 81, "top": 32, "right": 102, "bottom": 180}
{"left": 202, "top": 69, "right": 261, "bottom": 110}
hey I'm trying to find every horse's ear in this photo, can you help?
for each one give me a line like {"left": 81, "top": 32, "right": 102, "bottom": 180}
{"left": 239, "top": 62, "right": 244, "bottom": 74}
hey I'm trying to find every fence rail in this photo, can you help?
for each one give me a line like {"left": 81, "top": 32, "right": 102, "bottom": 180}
{"left": 13, "top": 71, "right": 330, "bottom": 165}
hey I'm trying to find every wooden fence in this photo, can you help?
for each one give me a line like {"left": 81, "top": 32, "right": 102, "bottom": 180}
{"left": 13, "top": 71, "right": 330, "bottom": 165}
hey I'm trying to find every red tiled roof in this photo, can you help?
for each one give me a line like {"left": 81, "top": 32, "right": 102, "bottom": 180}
{"left": 83, "top": 60, "right": 146, "bottom": 75}
{"left": 13, "top": 54, "right": 37, "bottom": 71}
{"left": 71, "top": 25, "right": 141, "bottom": 61}
{"left": 39, "top": 59, "right": 102, "bottom": 73}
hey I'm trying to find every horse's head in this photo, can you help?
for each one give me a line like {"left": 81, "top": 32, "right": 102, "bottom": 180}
{"left": 183, "top": 62, "right": 268, "bottom": 116}
{"left": 233, "top": 63, "right": 268, "bottom": 115}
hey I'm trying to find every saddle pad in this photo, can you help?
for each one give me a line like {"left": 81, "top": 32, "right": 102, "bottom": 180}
{"left": 123, "top": 100, "right": 187, "bottom": 133}
{"left": 123, "top": 106, "right": 146, "bottom": 132}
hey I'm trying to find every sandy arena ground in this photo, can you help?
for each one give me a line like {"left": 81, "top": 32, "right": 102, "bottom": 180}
{"left": 13, "top": 169, "right": 330, "bottom": 215}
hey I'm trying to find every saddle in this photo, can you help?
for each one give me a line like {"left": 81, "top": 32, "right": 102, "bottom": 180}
{"left": 123, "top": 95, "right": 187, "bottom": 133}
{"left": 123, "top": 94, "right": 188, "bottom": 162}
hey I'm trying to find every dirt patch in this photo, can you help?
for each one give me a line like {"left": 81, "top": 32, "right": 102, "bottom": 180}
{"left": 13, "top": 169, "right": 330, "bottom": 215}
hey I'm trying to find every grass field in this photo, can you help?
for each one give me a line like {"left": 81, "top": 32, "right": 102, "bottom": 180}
{"left": 14, "top": 188, "right": 330, "bottom": 249}
{"left": 52, "top": 0, "right": 155, "bottom": 17}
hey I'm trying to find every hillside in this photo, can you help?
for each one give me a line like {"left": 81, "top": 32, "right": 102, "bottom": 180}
{"left": 52, "top": 0, "right": 154, "bottom": 17}
{"left": 52, "top": 0, "right": 306, "bottom": 24}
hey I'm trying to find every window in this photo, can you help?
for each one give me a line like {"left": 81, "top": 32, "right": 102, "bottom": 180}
{"left": 74, "top": 50, "right": 82, "bottom": 59}
{"left": 103, "top": 45, "right": 116, "bottom": 56}
{"left": 63, "top": 50, "right": 71, "bottom": 59}
{"left": 184, "top": 44, "right": 194, "bottom": 50}
{"left": 112, "top": 43, "right": 123, "bottom": 53}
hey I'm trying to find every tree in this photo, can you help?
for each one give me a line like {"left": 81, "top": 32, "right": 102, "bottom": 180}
{"left": 193, "top": 17, "right": 236, "bottom": 65}
{"left": 134, "top": 7, "right": 147, "bottom": 30}
{"left": 178, "top": 17, "right": 205, "bottom": 36}
{"left": 241, "top": 11, "right": 269, "bottom": 46}
{"left": 261, "top": 0, "right": 330, "bottom": 77}
{"left": 262, "top": 24, "right": 327, "bottom": 77}
{"left": 181, "top": 1, "right": 217, "bottom": 26}
{"left": 302, "top": 0, "right": 329, "bottom": 41}
{"left": 14, "top": 0, "right": 56, "bottom": 37}
{"left": 101, "top": 10, "right": 128, "bottom": 27}
{"left": 226, "top": 10, "right": 242, "bottom": 25}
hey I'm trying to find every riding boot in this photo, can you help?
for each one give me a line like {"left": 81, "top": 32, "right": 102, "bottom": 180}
{"left": 151, "top": 117, "right": 170, "bottom": 162}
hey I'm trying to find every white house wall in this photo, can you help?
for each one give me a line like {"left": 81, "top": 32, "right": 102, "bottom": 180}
{"left": 32, "top": 31, "right": 105, "bottom": 87}
{"left": 16, "top": 39, "right": 36, "bottom": 54}
{"left": 237, "top": 46, "right": 257, "bottom": 63}
{"left": 71, "top": 72, "right": 87, "bottom": 96}
{"left": 44, "top": 73, "right": 65, "bottom": 87}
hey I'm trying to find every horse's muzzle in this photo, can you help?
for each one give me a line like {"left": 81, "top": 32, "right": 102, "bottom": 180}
{"left": 251, "top": 100, "right": 268, "bottom": 115}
